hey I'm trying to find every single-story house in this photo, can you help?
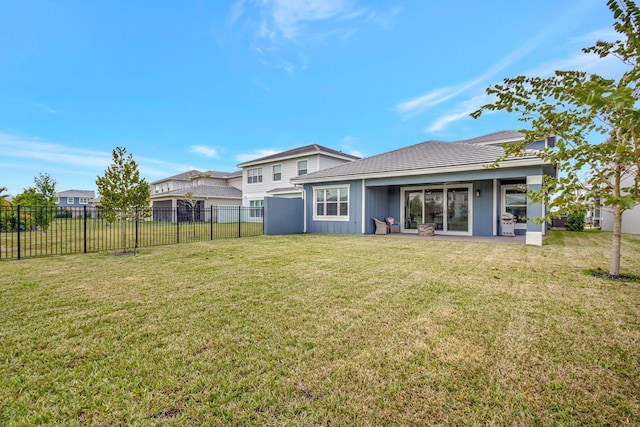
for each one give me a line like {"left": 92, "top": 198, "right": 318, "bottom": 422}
{"left": 290, "top": 130, "right": 556, "bottom": 245}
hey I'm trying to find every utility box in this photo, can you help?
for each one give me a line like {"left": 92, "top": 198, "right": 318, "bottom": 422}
{"left": 501, "top": 212, "right": 515, "bottom": 236}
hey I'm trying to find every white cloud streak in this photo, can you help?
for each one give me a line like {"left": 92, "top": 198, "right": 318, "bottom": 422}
{"left": 189, "top": 144, "right": 219, "bottom": 158}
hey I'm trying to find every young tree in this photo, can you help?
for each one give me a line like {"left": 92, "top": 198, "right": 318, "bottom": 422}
{"left": 96, "top": 147, "right": 151, "bottom": 253}
{"left": 472, "top": 0, "right": 639, "bottom": 277}
{"left": 13, "top": 173, "right": 58, "bottom": 231}
{"left": 34, "top": 173, "right": 57, "bottom": 204}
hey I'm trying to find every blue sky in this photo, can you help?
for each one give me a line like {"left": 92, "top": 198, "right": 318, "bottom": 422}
{"left": 0, "top": 0, "right": 624, "bottom": 196}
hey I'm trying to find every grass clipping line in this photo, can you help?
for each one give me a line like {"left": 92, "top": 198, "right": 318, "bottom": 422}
{"left": 0, "top": 231, "right": 639, "bottom": 425}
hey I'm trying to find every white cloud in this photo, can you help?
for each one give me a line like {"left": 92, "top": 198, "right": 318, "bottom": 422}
{"left": 189, "top": 144, "right": 219, "bottom": 158}
{"left": 269, "top": 0, "right": 349, "bottom": 40}
{"left": 236, "top": 148, "right": 281, "bottom": 163}
{"left": 425, "top": 93, "right": 493, "bottom": 133}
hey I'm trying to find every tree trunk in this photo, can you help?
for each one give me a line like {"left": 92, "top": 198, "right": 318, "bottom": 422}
{"left": 610, "top": 204, "right": 622, "bottom": 277}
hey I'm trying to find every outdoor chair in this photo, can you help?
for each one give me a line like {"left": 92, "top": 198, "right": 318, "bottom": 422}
{"left": 385, "top": 217, "right": 400, "bottom": 233}
{"left": 373, "top": 218, "right": 388, "bottom": 235}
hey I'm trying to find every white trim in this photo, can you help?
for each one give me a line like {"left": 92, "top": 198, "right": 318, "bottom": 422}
{"left": 361, "top": 179, "right": 366, "bottom": 234}
{"left": 526, "top": 231, "right": 543, "bottom": 246}
{"left": 67, "top": 197, "right": 74, "bottom": 204}
{"left": 492, "top": 178, "right": 498, "bottom": 236}
{"left": 292, "top": 157, "right": 547, "bottom": 184}
{"left": 526, "top": 175, "right": 543, "bottom": 185}
{"left": 400, "top": 184, "right": 473, "bottom": 236}
{"left": 312, "top": 184, "right": 351, "bottom": 222}
{"left": 501, "top": 184, "right": 527, "bottom": 230}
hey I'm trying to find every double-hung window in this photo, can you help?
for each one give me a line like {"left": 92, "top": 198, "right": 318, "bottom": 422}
{"left": 67, "top": 197, "right": 74, "bottom": 204}
{"left": 79, "top": 198, "right": 89, "bottom": 205}
{"left": 313, "top": 185, "right": 349, "bottom": 221}
{"left": 297, "top": 160, "right": 308, "bottom": 176}
{"left": 247, "top": 168, "right": 263, "bottom": 184}
{"left": 272, "top": 165, "right": 282, "bottom": 182}
{"left": 249, "top": 200, "right": 264, "bottom": 218}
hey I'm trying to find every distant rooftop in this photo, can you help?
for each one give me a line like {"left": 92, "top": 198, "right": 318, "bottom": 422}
{"left": 237, "top": 144, "right": 360, "bottom": 168}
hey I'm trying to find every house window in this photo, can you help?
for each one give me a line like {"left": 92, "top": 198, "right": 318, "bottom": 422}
{"left": 247, "top": 168, "right": 263, "bottom": 184}
{"left": 79, "top": 198, "right": 89, "bottom": 204}
{"left": 313, "top": 185, "right": 349, "bottom": 221}
{"left": 297, "top": 160, "right": 308, "bottom": 176}
{"left": 249, "top": 200, "right": 264, "bottom": 218}
{"left": 55, "top": 198, "right": 60, "bottom": 204}
{"left": 273, "top": 165, "right": 282, "bottom": 182}
{"left": 67, "top": 197, "right": 74, "bottom": 204}
{"left": 502, "top": 184, "right": 527, "bottom": 227}
{"left": 155, "top": 185, "right": 160, "bottom": 193}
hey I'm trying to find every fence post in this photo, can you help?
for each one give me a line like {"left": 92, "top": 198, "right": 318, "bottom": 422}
{"left": 83, "top": 205, "right": 87, "bottom": 253}
{"left": 238, "top": 205, "right": 241, "bottom": 238}
{"left": 17, "top": 204, "right": 21, "bottom": 260}
{"left": 210, "top": 205, "right": 213, "bottom": 240}
{"left": 135, "top": 209, "right": 139, "bottom": 249}
{"left": 176, "top": 207, "right": 180, "bottom": 244}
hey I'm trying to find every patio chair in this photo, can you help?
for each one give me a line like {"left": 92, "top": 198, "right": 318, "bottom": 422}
{"left": 373, "top": 218, "right": 388, "bottom": 235}
{"left": 385, "top": 217, "right": 400, "bottom": 233}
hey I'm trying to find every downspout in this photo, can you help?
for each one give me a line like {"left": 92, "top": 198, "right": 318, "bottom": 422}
{"left": 294, "top": 183, "right": 307, "bottom": 233}
{"left": 361, "top": 179, "right": 366, "bottom": 234}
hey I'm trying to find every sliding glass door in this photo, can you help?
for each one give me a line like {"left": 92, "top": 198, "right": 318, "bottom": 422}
{"left": 402, "top": 185, "right": 472, "bottom": 235}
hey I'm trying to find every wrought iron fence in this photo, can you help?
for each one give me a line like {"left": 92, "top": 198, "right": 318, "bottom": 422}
{"left": 0, "top": 205, "right": 264, "bottom": 260}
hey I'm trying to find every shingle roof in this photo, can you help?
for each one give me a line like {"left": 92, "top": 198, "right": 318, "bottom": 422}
{"left": 266, "top": 187, "right": 302, "bottom": 194}
{"left": 291, "top": 131, "right": 542, "bottom": 183}
{"left": 459, "top": 130, "right": 524, "bottom": 145}
{"left": 56, "top": 189, "right": 96, "bottom": 198}
{"left": 150, "top": 170, "right": 242, "bottom": 184}
{"left": 237, "top": 144, "right": 360, "bottom": 167}
{"left": 150, "top": 185, "right": 242, "bottom": 199}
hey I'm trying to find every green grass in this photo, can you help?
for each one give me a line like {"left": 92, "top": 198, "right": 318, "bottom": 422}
{"left": 0, "top": 218, "right": 262, "bottom": 259}
{"left": 1, "top": 231, "right": 639, "bottom": 425}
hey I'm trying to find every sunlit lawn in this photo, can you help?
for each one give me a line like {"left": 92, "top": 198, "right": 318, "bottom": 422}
{"left": 1, "top": 230, "right": 639, "bottom": 425}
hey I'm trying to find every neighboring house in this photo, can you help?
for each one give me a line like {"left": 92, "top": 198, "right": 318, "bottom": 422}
{"left": 150, "top": 170, "right": 243, "bottom": 221}
{"left": 290, "top": 131, "right": 557, "bottom": 246}
{"left": 237, "top": 144, "right": 360, "bottom": 216}
{"left": 56, "top": 190, "right": 96, "bottom": 217}
{"left": 600, "top": 170, "right": 640, "bottom": 234}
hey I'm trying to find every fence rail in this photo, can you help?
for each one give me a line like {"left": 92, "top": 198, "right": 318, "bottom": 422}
{"left": 0, "top": 205, "right": 263, "bottom": 260}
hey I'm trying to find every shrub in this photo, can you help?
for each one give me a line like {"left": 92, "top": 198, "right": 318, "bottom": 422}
{"left": 566, "top": 212, "right": 585, "bottom": 232}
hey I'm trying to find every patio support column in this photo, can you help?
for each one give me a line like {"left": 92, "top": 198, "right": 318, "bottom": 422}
{"left": 492, "top": 178, "right": 498, "bottom": 236}
{"left": 526, "top": 175, "right": 543, "bottom": 246}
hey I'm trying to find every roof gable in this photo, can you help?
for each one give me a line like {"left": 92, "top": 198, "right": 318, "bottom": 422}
{"left": 237, "top": 144, "right": 359, "bottom": 168}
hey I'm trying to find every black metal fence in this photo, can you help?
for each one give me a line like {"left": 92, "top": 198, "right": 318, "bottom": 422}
{"left": 0, "top": 205, "right": 264, "bottom": 260}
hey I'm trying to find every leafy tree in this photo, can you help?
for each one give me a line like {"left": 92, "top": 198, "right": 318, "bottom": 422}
{"left": 34, "top": 173, "right": 57, "bottom": 205}
{"left": 0, "top": 186, "right": 9, "bottom": 205}
{"left": 566, "top": 212, "right": 586, "bottom": 232}
{"left": 96, "top": 147, "right": 151, "bottom": 253}
{"left": 14, "top": 173, "right": 57, "bottom": 231}
{"left": 472, "top": 0, "right": 640, "bottom": 277}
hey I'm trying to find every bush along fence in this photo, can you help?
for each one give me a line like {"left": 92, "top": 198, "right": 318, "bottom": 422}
{"left": 0, "top": 205, "right": 264, "bottom": 260}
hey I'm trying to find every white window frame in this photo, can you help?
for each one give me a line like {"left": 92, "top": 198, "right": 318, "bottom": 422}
{"left": 297, "top": 160, "right": 308, "bottom": 176}
{"left": 312, "top": 184, "right": 350, "bottom": 222}
{"left": 400, "top": 184, "right": 473, "bottom": 236}
{"left": 501, "top": 184, "right": 527, "bottom": 229}
{"left": 67, "top": 197, "right": 74, "bottom": 204}
{"left": 79, "top": 198, "right": 89, "bottom": 205}
{"left": 247, "top": 167, "right": 263, "bottom": 184}
{"left": 249, "top": 199, "right": 264, "bottom": 218}
{"left": 272, "top": 164, "right": 282, "bottom": 182}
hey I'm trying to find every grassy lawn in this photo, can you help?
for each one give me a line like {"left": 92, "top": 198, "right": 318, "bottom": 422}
{"left": 1, "top": 230, "right": 639, "bottom": 425}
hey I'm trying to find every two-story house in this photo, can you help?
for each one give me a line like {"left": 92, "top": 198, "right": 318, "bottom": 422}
{"left": 236, "top": 144, "right": 360, "bottom": 216}
{"left": 150, "top": 170, "right": 243, "bottom": 221}
{"left": 56, "top": 190, "right": 96, "bottom": 218}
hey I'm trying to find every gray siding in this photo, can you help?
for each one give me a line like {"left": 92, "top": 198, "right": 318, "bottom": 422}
{"left": 472, "top": 180, "right": 495, "bottom": 236}
{"left": 264, "top": 197, "right": 304, "bottom": 235}
{"left": 304, "top": 180, "right": 363, "bottom": 234}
